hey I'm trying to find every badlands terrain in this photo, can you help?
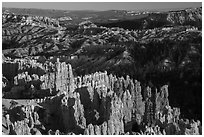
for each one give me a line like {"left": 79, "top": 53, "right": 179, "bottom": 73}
{"left": 2, "top": 7, "right": 202, "bottom": 135}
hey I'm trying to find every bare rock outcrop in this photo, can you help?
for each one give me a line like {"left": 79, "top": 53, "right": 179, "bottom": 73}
{"left": 2, "top": 62, "right": 202, "bottom": 135}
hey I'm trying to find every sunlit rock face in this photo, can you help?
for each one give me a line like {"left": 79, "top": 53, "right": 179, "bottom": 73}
{"left": 2, "top": 60, "right": 201, "bottom": 135}
{"left": 2, "top": 6, "right": 202, "bottom": 135}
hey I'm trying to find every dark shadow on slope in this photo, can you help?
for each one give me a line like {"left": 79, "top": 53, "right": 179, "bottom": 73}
{"left": 75, "top": 86, "right": 106, "bottom": 126}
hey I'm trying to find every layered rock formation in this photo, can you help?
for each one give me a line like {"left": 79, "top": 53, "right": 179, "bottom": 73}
{"left": 2, "top": 8, "right": 201, "bottom": 58}
{"left": 2, "top": 60, "right": 202, "bottom": 135}
{"left": 3, "top": 11, "right": 60, "bottom": 27}
{"left": 2, "top": 58, "right": 75, "bottom": 98}
{"left": 167, "top": 7, "right": 202, "bottom": 25}
{"left": 2, "top": 6, "right": 202, "bottom": 135}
